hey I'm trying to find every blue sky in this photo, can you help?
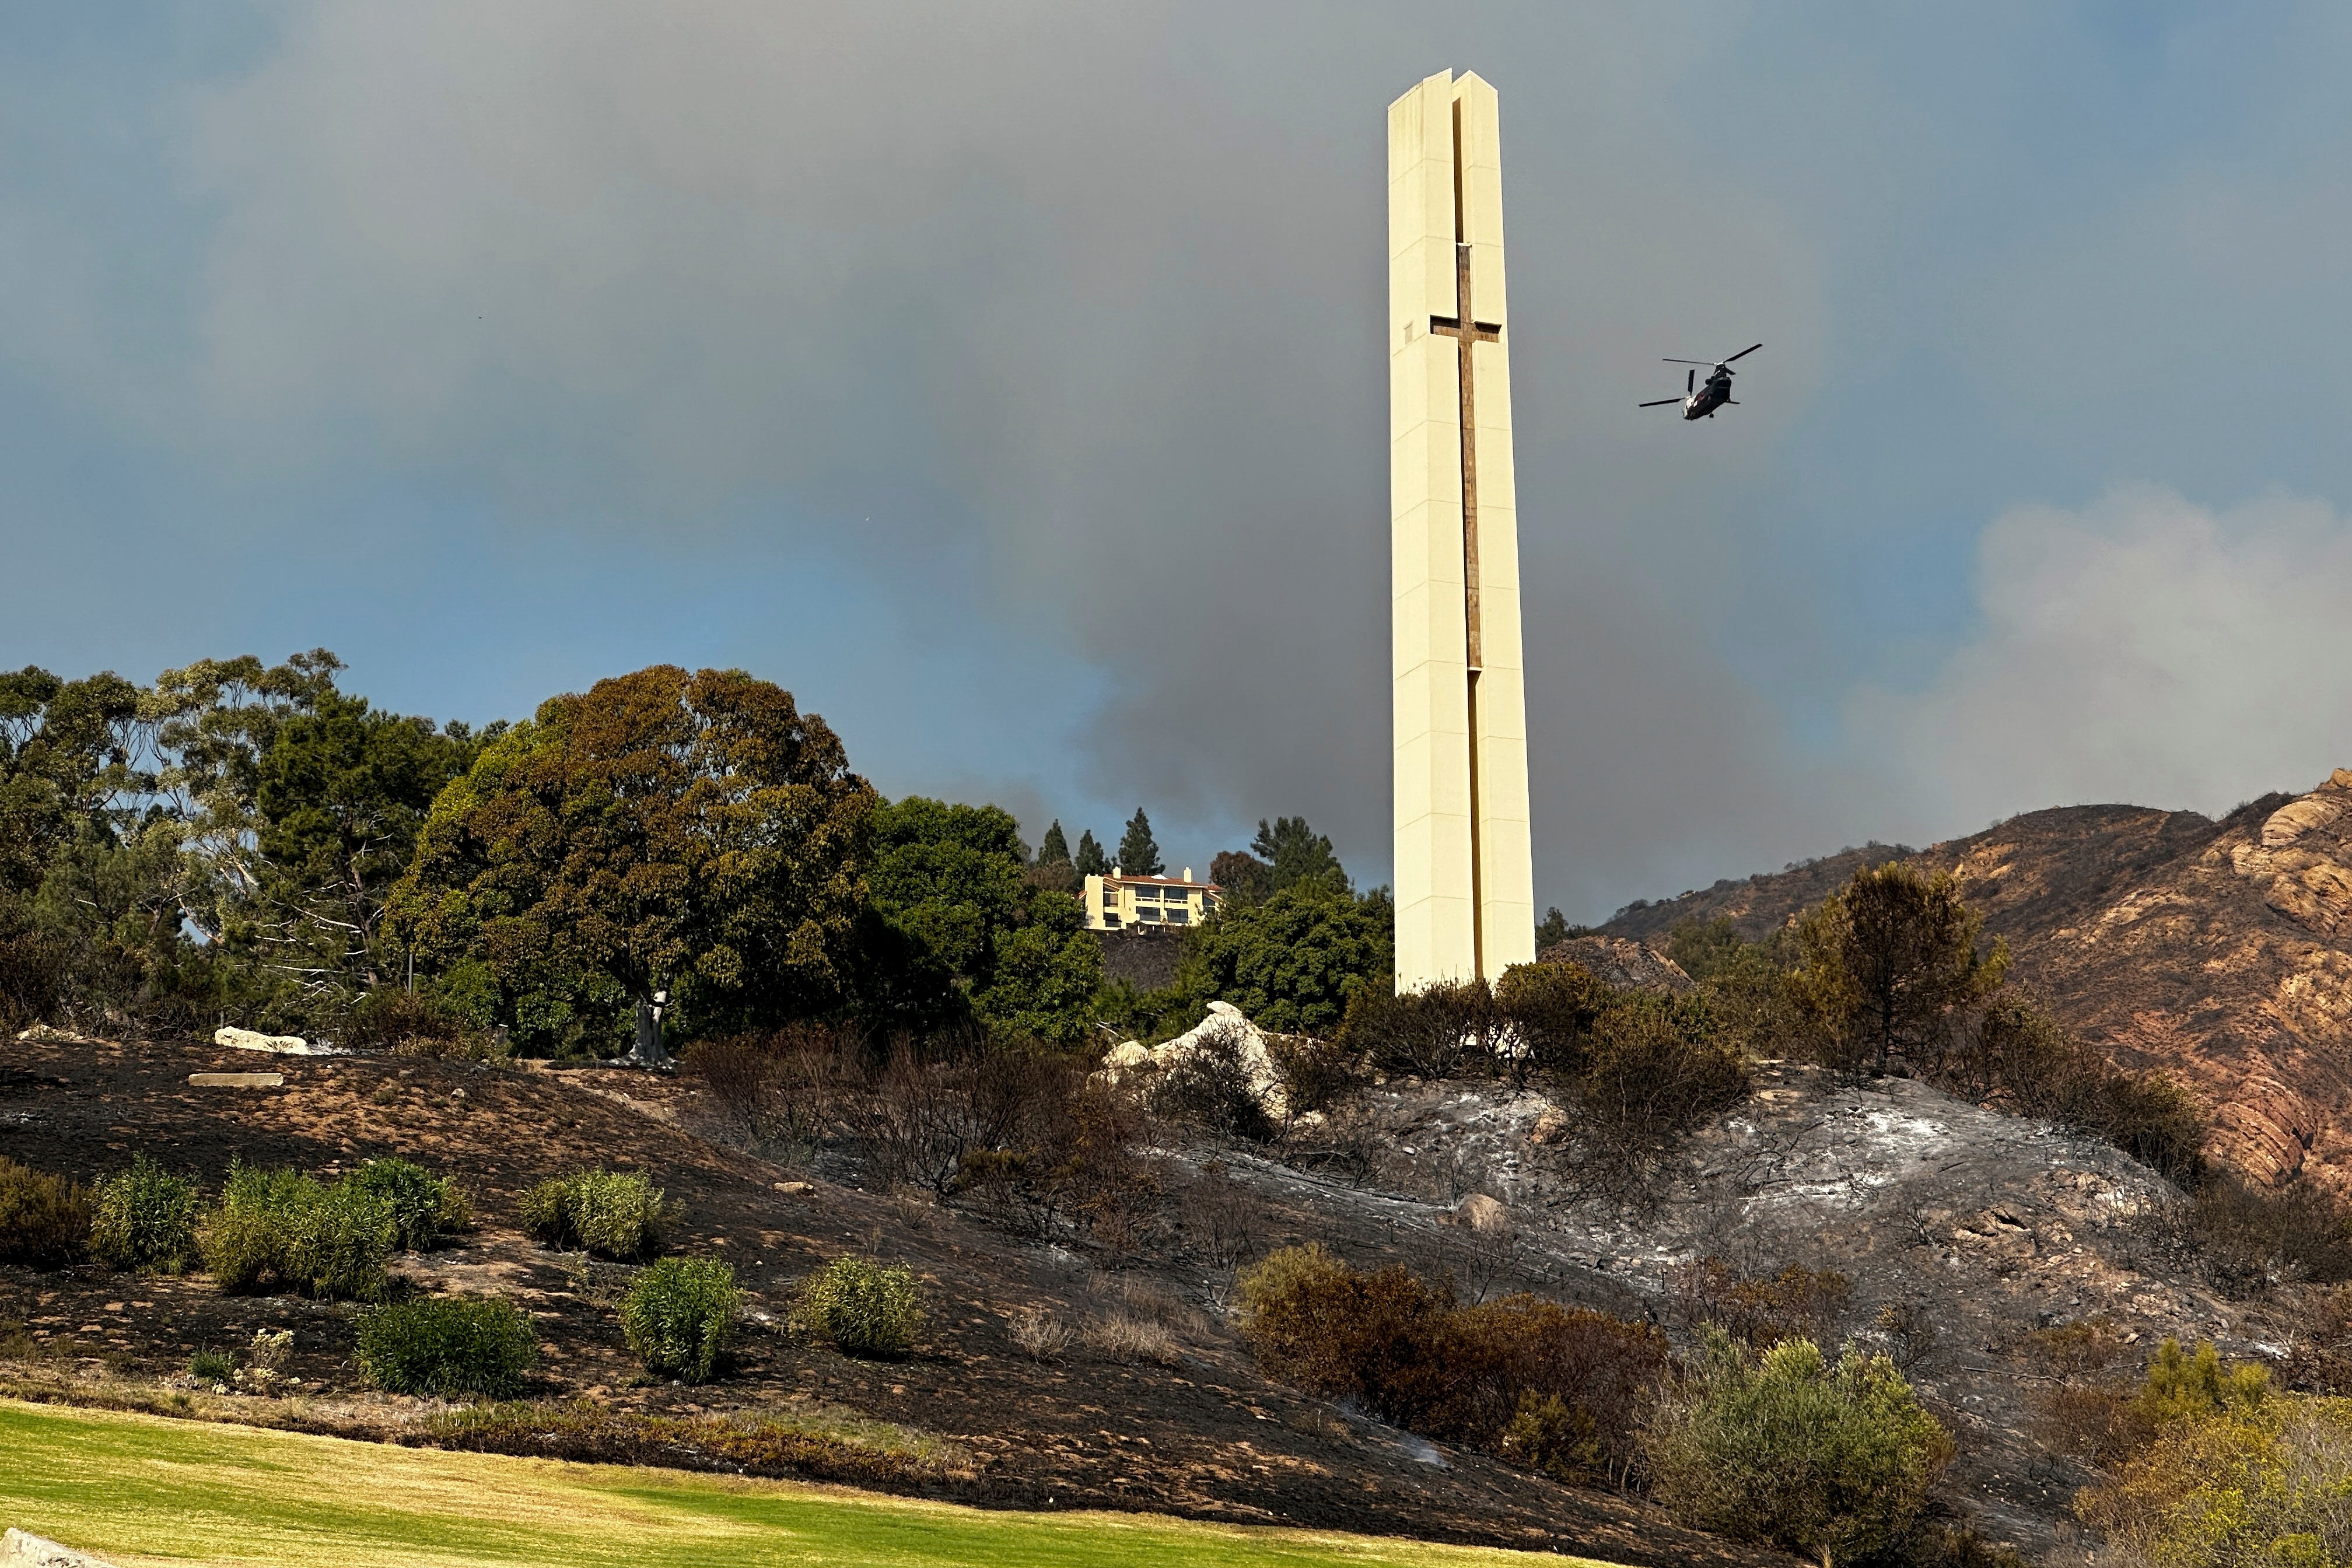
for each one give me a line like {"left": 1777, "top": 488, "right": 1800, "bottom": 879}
{"left": 6, "top": 3, "right": 2352, "bottom": 919}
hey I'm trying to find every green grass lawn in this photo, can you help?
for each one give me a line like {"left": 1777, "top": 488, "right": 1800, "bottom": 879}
{"left": 0, "top": 1399, "right": 1611, "bottom": 1568}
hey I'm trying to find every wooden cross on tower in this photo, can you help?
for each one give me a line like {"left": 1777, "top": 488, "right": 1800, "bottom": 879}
{"left": 1429, "top": 242, "right": 1501, "bottom": 668}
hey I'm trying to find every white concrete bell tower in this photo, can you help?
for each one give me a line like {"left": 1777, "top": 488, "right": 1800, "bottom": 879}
{"left": 1390, "top": 70, "right": 1534, "bottom": 991}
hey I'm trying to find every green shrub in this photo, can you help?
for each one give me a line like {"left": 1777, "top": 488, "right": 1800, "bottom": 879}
{"left": 621, "top": 1258, "right": 738, "bottom": 1383}
{"left": 0, "top": 1157, "right": 93, "bottom": 1268}
{"left": 1644, "top": 1329, "right": 1954, "bottom": 1568}
{"left": 189, "top": 1348, "right": 234, "bottom": 1385}
{"left": 2076, "top": 1347, "right": 2315, "bottom": 1568}
{"left": 519, "top": 1170, "right": 665, "bottom": 1261}
{"left": 200, "top": 1162, "right": 396, "bottom": 1300}
{"left": 357, "top": 1295, "right": 538, "bottom": 1398}
{"left": 89, "top": 1154, "right": 200, "bottom": 1274}
{"left": 794, "top": 1256, "right": 923, "bottom": 1360}
{"left": 346, "top": 1157, "right": 470, "bottom": 1251}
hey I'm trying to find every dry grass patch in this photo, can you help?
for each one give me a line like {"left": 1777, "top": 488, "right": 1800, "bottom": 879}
{"left": 1010, "top": 1306, "right": 1073, "bottom": 1363}
{"left": 1080, "top": 1313, "right": 1182, "bottom": 1366}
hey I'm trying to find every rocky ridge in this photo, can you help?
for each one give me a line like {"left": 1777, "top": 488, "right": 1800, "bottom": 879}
{"left": 1602, "top": 771, "right": 2352, "bottom": 1194}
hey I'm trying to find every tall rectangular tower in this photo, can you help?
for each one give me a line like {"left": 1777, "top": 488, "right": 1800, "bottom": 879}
{"left": 1390, "top": 69, "right": 1534, "bottom": 991}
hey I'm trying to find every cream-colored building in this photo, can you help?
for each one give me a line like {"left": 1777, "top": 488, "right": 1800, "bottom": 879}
{"left": 1083, "top": 868, "right": 1222, "bottom": 933}
{"left": 1390, "top": 69, "right": 1535, "bottom": 991}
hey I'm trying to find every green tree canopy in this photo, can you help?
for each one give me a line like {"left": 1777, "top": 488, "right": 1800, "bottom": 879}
{"left": 1074, "top": 829, "right": 1108, "bottom": 877}
{"left": 1174, "top": 882, "right": 1394, "bottom": 1036}
{"left": 1035, "top": 819, "right": 1070, "bottom": 867}
{"left": 971, "top": 889, "right": 1103, "bottom": 1046}
{"left": 867, "top": 797, "right": 1028, "bottom": 980}
{"left": 0, "top": 666, "right": 150, "bottom": 896}
{"left": 1116, "top": 808, "right": 1163, "bottom": 877}
{"left": 1793, "top": 863, "right": 2008, "bottom": 1072}
{"left": 1665, "top": 915, "right": 1747, "bottom": 984}
{"left": 1251, "top": 815, "right": 1346, "bottom": 895}
{"left": 1644, "top": 1329, "right": 1954, "bottom": 1568}
{"left": 862, "top": 796, "right": 1102, "bottom": 1044}
{"left": 387, "top": 666, "right": 874, "bottom": 1055}
{"left": 255, "top": 691, "right": 484, "bottom": 990}
{"left": 1209, "top": 849, "right": 1272, "bottom": 907}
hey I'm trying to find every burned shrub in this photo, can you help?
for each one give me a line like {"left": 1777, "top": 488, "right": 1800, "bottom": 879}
{"left": 1674, "top": 1256, "right": 1855, "bottom": 1349}
{"left": 1929, "top": 995, "right": 2207, "bottom": 1185}
{"left": 681, "top": 1025, "right": 844, "bottom": 1147}
{"left": 1147, "top": 1017, "right": 1274, "bottom": 1141}
{"left": 1180, "top": 1160, "right": 1270, "bottom": 1273}
{"left": 1493, "top": 961, "right": 1608, "bottom": 1077}
{"left": 339, "top": 988, "right": 475, "bottom": 1054}
{"left": 2189, "top": 1172, "right": 2352, "bottom": 1293}
{"left": 1340, "top": 979, "right": 1494, "bottom": 1080}
{"left": 1262, "top": 1030, "right": 1358, "bottom": 1116}
{"left": 849, "top": 1041, "right": 1082, "bottom": 1199}
{"left": 1236, "top": 1242, "right": 1666, "bottom": 1486}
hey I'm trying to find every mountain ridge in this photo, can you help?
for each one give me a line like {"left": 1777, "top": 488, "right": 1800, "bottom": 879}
{"left": 1600, "top": 771, "right": 2352, "bottom": 1193}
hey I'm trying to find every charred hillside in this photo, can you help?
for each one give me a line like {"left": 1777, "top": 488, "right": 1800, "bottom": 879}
{"left": 1602, "top": 774, "right": 2352, "bottom": 1194}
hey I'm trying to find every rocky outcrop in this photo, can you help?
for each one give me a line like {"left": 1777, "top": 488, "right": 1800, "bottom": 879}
{"left": 1098, "top": 1001, "right": 1288, "bottom": 1117}
{"left": 1536, "top": 935, "right": 1695, "bottom": 995}
{"left": 1602, "top": 770, "right": 2352, "bottom": 1194}
{"left": 2235, "top": 769, "right": 2352, "bottom": 936}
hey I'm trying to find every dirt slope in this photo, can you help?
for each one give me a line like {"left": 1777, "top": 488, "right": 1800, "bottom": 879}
{"left": 0, "top": 1031, "right": 1788, "bottom": 1568}
{"left": 1601, "top": 771, "right": 2352, "bottom": 1192}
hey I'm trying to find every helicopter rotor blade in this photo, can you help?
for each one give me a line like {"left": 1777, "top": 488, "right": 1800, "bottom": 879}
{"left": 1661, "top": 358, "right": 1718, "bottom": 365}
{"left": 1723, "top": 342, "right": 1763, "bottom": 363}
{"left": 1637, "top": 398, "right": 1684, "bottom": 408}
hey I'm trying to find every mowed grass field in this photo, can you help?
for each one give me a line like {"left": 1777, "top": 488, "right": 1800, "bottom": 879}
{"left": 0, "top": 1399, "right": 1610, "bottom": 1568}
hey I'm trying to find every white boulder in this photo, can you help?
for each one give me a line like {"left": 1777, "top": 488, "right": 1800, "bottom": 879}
{"left": 1094, "top": 1002, "right": 1292, "bottom": 1119}
{"left": 214, "top": 1027, "right": 312, "bottom": 1055}
{"left": 1450, "top": 1192, "right": 1510, "bottom": 1233}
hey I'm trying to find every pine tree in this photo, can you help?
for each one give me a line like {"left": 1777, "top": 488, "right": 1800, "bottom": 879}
{"left": 1250, "top": 816, "right": 1345, "bottom": 894}
{"left": 1074, "top": 830, "right": 1109, "bottom": 877}
{"left": 1037, "top": 819, "right": 1071, "bottom": 866}
{"left": 1117, "top": 808, "right": 1164, "bottom": 877}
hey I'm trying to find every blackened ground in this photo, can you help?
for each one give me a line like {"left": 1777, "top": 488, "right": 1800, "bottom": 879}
{"left": 0, "top": 1031, "right": 1789, "bottom": 1568}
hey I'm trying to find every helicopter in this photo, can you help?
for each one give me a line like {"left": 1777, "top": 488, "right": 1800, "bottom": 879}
{"left": 1640, "top": 342, "right": 1762, "bottom": 420}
